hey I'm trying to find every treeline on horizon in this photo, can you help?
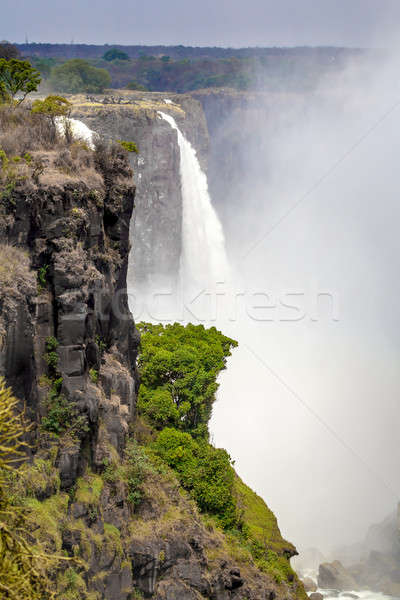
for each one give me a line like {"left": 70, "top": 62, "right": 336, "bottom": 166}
{"left": 16, "top": 42, "right": 365, "bottom": 60}
{"left": 15, "top": 43, "right": 368, "bottom": 94}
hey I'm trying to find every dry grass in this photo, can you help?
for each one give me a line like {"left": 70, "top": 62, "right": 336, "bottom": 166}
{"left": 0, "top": 244, "right": 35, "bottom": 298}
{"left": 0, "top": 104, "right": 129, "bottom": 189}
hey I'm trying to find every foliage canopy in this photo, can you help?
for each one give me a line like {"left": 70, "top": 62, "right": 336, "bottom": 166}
{"left": 49, "top": 59, "right": 111, "bottom": 94}
{"left": 0, "top": 58, "right": 41, "bottom": 104}
{"left": 137, "top": 322, "right": 237, "bottom": 438}
{"left": 31, "top": 95, "right": 71, "bottom": 124}
{"left": 103, "top": 48, "right": 130, "bottom": 62}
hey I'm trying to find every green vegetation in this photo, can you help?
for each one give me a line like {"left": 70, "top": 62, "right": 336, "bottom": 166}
{"left": 49, "top": 59, "right": 111, "bottom": 94}
{"left": 101, "top": 440, "right": 155, "bottom": 508}
{"left": 0, "top": 377, "right": 55, "bottom": 598}
{"left": 136, "top": 321, "right": 299, "bottom": 587}
{"left": 37, "top": 264, "right": 49, "bottom": 290}
{"left": 154, "top": 427, "right": 237, "bottom": 529}
{"left": 89, "top": 367, "right": 99, "bottom": 383}
{"left": 32, "top": 95, "right": 72, "bottom": 125}
{"left": 103, "top": 48, "right": 129, "bottom": 62}
{"left": 137, "top": 322, "right": 237, "bottom": 438}
{"left": 75, "top": 473, "right": 104, "bottom": 506}
{"left": 117, "top": 139, "right": 138, "bottom": 153}
{"left": 43, "top": 335, "right": 59, "bottom": 375}
{"left": 124, "top": 441, "right": 155, "bottom": 507}
{"left": 0, "top": 58, "right": 41, "bottom": 104}
{"left": 0, "top": 147, "right": 38, "bottom": 204}
{"left": 40, "top": 337, "right": 89, "bottom": 439}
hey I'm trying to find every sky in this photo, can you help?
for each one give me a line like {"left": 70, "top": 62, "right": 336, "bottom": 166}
{"left": 2, "top": 0, "right": 400, "bottom": 47}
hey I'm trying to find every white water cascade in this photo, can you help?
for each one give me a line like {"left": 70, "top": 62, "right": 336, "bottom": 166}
{"left": 158, "top": 111, "right": 231, "bottom": 296}
{"left": 55, "top": 117, "right": 97, "bottom": 149}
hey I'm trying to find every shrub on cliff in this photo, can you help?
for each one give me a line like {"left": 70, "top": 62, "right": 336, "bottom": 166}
{"left": 31, "top": 95, "right": 72, "bottom": 125}
{"left": 154, "top": 427, "right": 238, "bottom": 529}
{"left": 49, "top": 59, "right": 111, "bottom": 94}
{"left": 137, "top": 322, "right": 237, "bottom": 438}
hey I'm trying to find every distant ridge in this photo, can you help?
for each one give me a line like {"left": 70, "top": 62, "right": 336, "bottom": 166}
{"left": 16, "top": 42, "right": 365, "bottom": 60}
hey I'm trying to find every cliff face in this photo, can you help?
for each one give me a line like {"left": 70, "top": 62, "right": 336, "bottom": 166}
{"left": 0, "top": 140, "right": 139, "bottom": 487}
{"left": 0, "top": 103, "right": 306, "bottom": 600}
{"left": 70, "top": 91, "right": 208, "bottom": 290}
{"left": 190, "top": 88, "right": 309, "bottom": 255}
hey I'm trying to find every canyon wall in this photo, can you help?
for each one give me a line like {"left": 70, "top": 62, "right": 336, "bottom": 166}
{"left": 0, "top": 97, "right": 307, "bottom": 600}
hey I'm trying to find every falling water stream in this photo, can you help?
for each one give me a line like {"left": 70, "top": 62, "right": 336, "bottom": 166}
{"left": 158, "top": 111, "right": 230, "bottom": 294}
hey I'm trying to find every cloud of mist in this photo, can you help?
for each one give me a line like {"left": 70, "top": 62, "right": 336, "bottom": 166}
{"left": 207, "top": 46, "right": 400, "bottom": 555}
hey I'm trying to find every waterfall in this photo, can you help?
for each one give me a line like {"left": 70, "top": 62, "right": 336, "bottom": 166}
{"left": 158, "top": 111, "right": 230, "bottom": 293}
{"left": 55, "top": 117, "right": 97, "bottom": 149}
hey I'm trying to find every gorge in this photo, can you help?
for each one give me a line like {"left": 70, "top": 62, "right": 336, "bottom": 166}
{"left": 0, "top": 93, "right": 306, "bottom": 599}
{"left": 1, "top": 52, "right": 400, "bottom": 598}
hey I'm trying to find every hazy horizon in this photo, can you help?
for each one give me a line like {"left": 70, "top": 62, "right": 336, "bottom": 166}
{"left": 3, "top": 0, "right": 400, "bottom": 48}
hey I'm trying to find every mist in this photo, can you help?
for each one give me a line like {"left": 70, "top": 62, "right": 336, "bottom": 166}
{"left": 206, "top": 48, "right": 400, "bottom": 554}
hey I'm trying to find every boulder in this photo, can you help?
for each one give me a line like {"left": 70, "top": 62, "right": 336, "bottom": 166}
{"left": 303, "top": 577, "right": 318, "bottom": 592}
{"left": 310, "top": 593, "right": 324, "bottom": 600}
{"left": 318, "top": 561, "right": 359, "bottom": 591}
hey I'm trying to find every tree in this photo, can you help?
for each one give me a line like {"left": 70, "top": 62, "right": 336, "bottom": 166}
{"left": 31, "top": 95, "right": 71, "bottom": 125}
{"left": 103, "top": 48, "right": 129, "bottom": 62}
{"left": 0, "top": 41, "right": 20, "bottom": 60}
{"left": 137, "top": 322, "right": 237, "bottom": 437}
{"left": 0, "top": 58, "right": 41, "bottom": 104}
{"left": 49, "top": 59, "right": 111, "bottom": 94}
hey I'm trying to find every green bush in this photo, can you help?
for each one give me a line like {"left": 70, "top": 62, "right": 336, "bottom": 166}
{"left": 50, "top": 59, "right": 111, "bottom": 94}
{"left": 153, "top": 427, "right": 238, "bottom": 529}
{"left": 32, "top": 95, "right": 71, "bottom": 125}
{"left": 124, "top": 441, "right": 155, "bottom": 507}
{"left": 117, "top": 140, "right": 138, "bottom": 153}
{"left": 44, "top": 336, "right": 59, "bottom": 375}
{"left": 89, "top": 368, "right": 98, "bottom": 384}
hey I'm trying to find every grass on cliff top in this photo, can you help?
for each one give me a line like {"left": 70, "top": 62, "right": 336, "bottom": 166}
{"left": 0, "top": 103, "right": 132, "bottom": 191}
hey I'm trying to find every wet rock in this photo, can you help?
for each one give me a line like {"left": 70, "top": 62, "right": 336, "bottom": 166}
{"left": 318, "top": 562, "right": 359, "bottom": 591}
{"left": 303, "top": 577, "right": 318, "bottom": 592}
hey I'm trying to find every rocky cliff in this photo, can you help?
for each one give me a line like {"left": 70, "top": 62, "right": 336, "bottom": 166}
{"left": 0, "top": 102, "right": 306, "bottom": 600}
{"left": 69, "top": 91, "right": 208, "bottom": 291}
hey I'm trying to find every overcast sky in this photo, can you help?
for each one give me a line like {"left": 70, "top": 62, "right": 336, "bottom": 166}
{"left": 2, "top": 0, "right": 400, "bottom": 47}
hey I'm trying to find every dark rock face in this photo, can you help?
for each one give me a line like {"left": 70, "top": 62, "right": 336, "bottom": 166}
{"left": 71, "top": 93, "right": 209, "bottom": 292}
{"left": 0, "top": 167, "right": 139, "bottom": 487}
